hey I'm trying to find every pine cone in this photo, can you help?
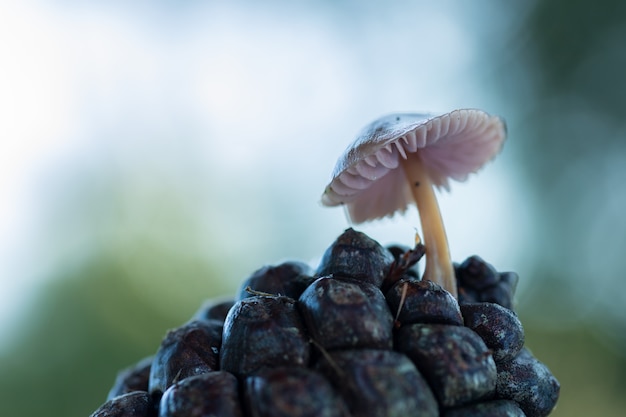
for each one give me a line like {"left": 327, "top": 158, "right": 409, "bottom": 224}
{"left": 91, "top": 228, "right": 559, "bottom": 417}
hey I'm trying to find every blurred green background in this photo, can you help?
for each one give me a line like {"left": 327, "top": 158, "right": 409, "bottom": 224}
{"left": 1, "top": 1, "right": 625, "bottom": 416}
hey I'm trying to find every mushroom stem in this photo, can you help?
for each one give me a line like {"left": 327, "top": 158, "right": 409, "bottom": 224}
{"left": 401, "top": 153, "right": 457, "bottom": 299}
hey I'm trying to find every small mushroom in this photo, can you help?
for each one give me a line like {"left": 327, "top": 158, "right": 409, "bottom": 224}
{"left": 321, "top": 109, "right": 506, "bottom": 298}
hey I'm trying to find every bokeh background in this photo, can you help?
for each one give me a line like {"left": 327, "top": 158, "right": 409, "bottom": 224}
{"left": 1, "top": 1, "right": 625, "bottom": 416}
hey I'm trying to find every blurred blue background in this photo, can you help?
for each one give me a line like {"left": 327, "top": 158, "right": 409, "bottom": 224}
{"left": 1, "top": 1, "right": 625, "bottom": 416}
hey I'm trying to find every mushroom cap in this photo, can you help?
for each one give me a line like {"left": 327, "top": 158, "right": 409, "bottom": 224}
{"left": 321, "top": 108, "right": 506, "bottom": 223}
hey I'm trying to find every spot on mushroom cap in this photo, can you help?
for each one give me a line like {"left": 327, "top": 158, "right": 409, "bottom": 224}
{"left": 321, "top": 109, "right": 506, "bottom": 223}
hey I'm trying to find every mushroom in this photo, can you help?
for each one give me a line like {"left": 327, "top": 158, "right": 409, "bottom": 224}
{"left": 321, "top": 109, "right": 506, "bottom": 298}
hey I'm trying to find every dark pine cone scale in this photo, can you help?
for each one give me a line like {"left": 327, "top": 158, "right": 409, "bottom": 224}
{"left": 91, "top": 228, "right": 559, "bottom": 417}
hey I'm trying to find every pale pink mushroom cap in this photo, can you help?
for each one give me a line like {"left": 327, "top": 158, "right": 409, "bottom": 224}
{"left": 321, "top": 109, "right": 506, "bottom": 223}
